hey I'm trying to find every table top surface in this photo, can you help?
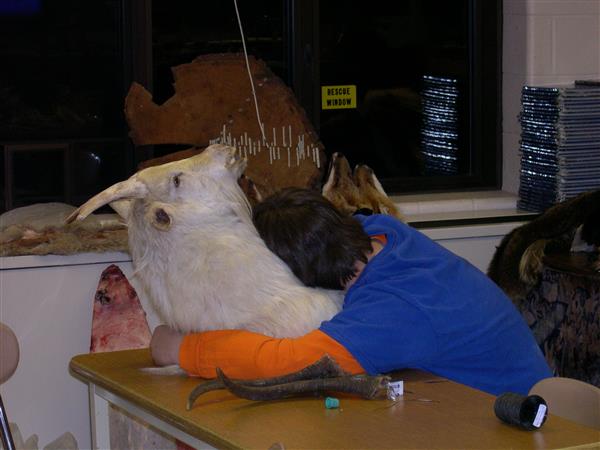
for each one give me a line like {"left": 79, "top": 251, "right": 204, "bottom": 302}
{"left": 70, "top": 349, "right": 600, "bottom": 450}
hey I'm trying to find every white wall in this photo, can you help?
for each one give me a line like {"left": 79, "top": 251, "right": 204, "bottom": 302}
{"left": 420, "top": 221, "right": 528, "bottom": 272}
{"left": 0, "top": 254, "right": 162, "bottom": 450}
{"left": 502, "top": 0, "right": 600, "bottom": 193}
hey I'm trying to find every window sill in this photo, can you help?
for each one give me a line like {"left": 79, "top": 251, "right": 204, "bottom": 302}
{"left": 1, "top": 191, "right": 535, "bottom": 270}
{"left": 392, "top": 190, "right": 537, "bottom": 227}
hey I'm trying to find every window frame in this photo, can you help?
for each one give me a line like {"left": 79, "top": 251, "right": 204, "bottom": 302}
{"left": 0, "top": 0, "right": 503, "bottom": 212}
{"left": 288, "top": 0, "right": 503, "bottom": 194}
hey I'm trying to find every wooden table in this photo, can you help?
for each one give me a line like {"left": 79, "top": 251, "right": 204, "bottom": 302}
{"left": 70, "top": 349, "right": 600, "bottom": 450}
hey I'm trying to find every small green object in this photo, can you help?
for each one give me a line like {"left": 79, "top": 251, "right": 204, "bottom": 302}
{"left": 325, "top": 397, "right": 340, "bottom": 409}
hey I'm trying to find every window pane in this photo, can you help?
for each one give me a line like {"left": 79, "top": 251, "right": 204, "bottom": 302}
{"left": 0, "top": 0, "right": 126, "bottom": 140}
{"left": 9, "top": 145, "right": 67, "bottom": 207}
{"left": 152, "top": 0, "right": 286, "bottom": 107}
{"left": 319, "top": 0, "right": 472, "bottom": 183}
{"left": 70, "top": 140, "right": 130, "bottom": 205}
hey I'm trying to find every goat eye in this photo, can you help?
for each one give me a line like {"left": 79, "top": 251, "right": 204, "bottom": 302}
{"left": 173, "top": 175, "right": 180, "bottom": 188}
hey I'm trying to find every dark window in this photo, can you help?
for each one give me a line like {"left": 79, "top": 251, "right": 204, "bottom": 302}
{"left": 0, "top": 0, "right": 132, "bottom": 211}
{"left": 152, "top": 1, "right": 286, "bottom": 105}
{"left": 148, "top": 0, "right": 287, "bottom": 158}
{"left": 0, "top": 0, "right": 126, "bottom": 141}
{"left": 311, "top": 0, "right": 501, "bottom": 192}
{"left": 1, "top": 0, "right": 501, "bottom": 212}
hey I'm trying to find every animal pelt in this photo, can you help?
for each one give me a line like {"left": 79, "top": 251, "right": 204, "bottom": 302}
{"left": 322, "top": 152, "right": 365, "bottom": 215}
{"left": 67, "top": 144, "right": 343, "bottom": 337}
{"left": 0, "top": 227, "right": 127, "bottom": 257}
{"left": 0, "top": 203, "right": 127, "bottom": 257}
{"left": 354, "top": 164, "right": 403, "bottom": 219}
{"left": 322, "top": 152, "right": 404, "bottom": 220}
{"left": 488, "top": 189, "right": 600, "bottom": 301}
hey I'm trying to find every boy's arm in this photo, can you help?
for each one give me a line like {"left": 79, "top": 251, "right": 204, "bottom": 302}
{"left": 151, "top": 326, "right": 364, "bottom": 379}
{"left": 150, "top": 325, "right": 184, "bottom": 366}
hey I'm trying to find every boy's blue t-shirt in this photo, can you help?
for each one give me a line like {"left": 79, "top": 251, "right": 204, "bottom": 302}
{"left": 319, "top": 214, "right": 552, "bottom": 396}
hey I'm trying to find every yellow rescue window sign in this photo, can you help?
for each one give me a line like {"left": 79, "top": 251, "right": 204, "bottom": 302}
{"left": 321, "top": 85, "right": 357, "bottom": 110}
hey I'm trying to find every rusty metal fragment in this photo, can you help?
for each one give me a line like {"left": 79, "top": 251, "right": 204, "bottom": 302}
{"left": 125, "top": 53, "right": 326, "bottom": 198}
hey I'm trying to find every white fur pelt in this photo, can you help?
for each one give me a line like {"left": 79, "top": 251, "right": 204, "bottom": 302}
{"left": 68, "top": 144, "right": 342, "bottom": 337}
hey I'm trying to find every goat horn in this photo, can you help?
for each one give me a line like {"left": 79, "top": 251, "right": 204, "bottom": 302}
{"left": 187, "top": 355, "right": 349, "bottom": 409}
{"left": 65, "top": 178, "right": 148, "bottom": 223}
{"left": 216, "top": 368, "right": 391, "bottom": 401}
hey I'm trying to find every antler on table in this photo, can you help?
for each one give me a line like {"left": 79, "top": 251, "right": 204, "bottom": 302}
{"left": 187, "top": 355, "right": 391, "bottom": 409}
{"left": 216, "top": 368, "right": 391, "bottom": 401}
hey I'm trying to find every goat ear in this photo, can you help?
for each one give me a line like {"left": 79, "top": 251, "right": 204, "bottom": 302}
{"left": 109, "top": 199, "right": 133, "bottom": 221}
{"left": 147, "top": 203, "right": 173, "bottom": 231}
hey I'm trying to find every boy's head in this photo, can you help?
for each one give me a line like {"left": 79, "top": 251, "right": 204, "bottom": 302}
{"left": 252, "top": 187, "right": 372, "bottom": 290}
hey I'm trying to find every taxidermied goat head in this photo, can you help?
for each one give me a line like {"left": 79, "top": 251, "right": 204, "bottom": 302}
{"left": 67, "top": 144, "right": 250, "bottom": 229}
{"left": 67, "top": 144, "right": 342, "bottom": 336}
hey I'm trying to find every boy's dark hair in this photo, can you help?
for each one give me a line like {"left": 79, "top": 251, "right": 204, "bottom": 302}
{"left": 252, "top": 187, "right": 372, "bottom": 290}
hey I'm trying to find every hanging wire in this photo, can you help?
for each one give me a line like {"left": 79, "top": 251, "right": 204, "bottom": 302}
{"left": 233, "top": 0, "right": 268, "bottom": 144}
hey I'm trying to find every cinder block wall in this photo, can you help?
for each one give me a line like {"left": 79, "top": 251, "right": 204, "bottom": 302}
{"left": 502, "top": 0, "right": 600, "bottom": 193}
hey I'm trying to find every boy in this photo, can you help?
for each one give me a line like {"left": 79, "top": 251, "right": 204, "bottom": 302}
{"left": 151, "top": 188, "right": 551, "bottom": 395}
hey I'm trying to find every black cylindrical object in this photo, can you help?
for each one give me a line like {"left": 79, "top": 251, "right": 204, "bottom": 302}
{"left": 494, "top": 392, "right": 548, "bottom": 430}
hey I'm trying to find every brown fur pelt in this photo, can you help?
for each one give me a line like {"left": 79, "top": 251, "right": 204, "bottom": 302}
{"left": 1, "top": 203, "right": 128, "bottom": 257}
{"left": 322, "top": 152, "right": 404, "bottom": 220}
{"left": 488, "top": 189, "right": 600, "bottom": 301}
{"left": 1, "top": 227, "right": 128, "bottom": 257}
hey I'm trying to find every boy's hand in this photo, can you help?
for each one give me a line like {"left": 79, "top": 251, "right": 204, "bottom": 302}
{"left": 150, "top": 325, "right": 183, "bottom": 366}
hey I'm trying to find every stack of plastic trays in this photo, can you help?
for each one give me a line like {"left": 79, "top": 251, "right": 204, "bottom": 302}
{"left": 518, "top": 81, "right": 600, "bottom": 212}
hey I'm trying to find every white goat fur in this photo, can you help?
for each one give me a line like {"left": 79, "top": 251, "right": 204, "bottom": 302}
{"left": 68, "top": 144, "right": 343, "bottom": 337}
